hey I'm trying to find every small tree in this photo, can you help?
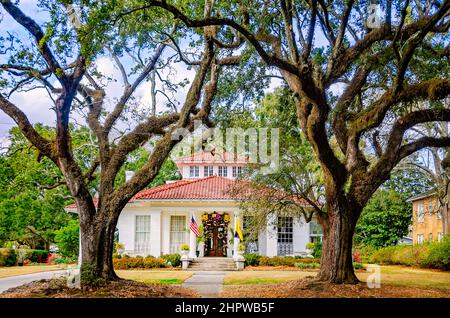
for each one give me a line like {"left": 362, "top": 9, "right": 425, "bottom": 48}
{"left": 54, "top": 219, "right": 80, "bottom": 258}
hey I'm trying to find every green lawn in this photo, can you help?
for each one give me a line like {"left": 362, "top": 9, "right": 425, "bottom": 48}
{"left": 224, "top": 265, "right": 450, "bottom": 289}
{"left": 0, "top": 265, "right": 64, "bottom": 278}
{"left": 116, "top": 270, "right": 193, "bottom": 284}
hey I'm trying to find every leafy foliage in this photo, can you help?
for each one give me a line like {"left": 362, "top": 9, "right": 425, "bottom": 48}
{"left": 355, "top": 190, "right": 412, "bottom": 247}
{"left": 54, "top": 220, "right": 79, "bottom": 258}
{"left": 0, "top": 126, "right": 75, "bottom": 249}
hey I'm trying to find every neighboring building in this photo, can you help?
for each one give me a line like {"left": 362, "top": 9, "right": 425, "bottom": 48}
{"left": 407, "top": 191, "right": 444, "bottom": 244}
{"left": 66, "top": 151, "right": 322, "bottom": 259}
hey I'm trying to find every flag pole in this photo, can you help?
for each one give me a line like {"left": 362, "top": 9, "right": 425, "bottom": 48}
{"left": 189, "top": 212, "right": 196, "bottom": 259}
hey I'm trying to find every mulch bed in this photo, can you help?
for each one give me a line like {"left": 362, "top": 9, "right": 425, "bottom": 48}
{"left": 0, "top": 278, "right": 198, "bottom": 298}
{"left": 220, "top": 277, "right": 450, "bottom": 298}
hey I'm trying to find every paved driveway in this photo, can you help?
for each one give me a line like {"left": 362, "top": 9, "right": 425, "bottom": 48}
{"left": 0, "top": 269, "right": 79, "bottom": 293}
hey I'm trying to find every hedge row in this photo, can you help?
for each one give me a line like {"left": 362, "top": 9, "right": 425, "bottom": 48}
{"left": 112, "top": 254, "right": 181, "bottom": 269}
{"left": 244, "top": 254, "right": 321, "bottom": 267}
{"left": 354, "top": 235, "right": 450, "bottom": 270}
{"left": 0, "top": 248, "right": 49, "bottom": 266}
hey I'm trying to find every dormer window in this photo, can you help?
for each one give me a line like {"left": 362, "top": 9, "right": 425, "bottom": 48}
{"left": 204, "top": 166, "right": 213, "bottom": 177}
{"left": 232, "top": 166, "right": 243, "bottom": 178}
{"left": 218, "top": 166, "right": 228, "bottom": 177}
{"left": 189, "top": 166, "right": 199, "bottom": 178}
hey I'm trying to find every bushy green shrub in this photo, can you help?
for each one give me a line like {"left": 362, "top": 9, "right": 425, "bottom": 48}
{"left": 0, "top": 248, "right": 17, "bottom": 266}
{"left": 421, "top": 235, "right": 450, "bottom": 270}
{"left": 54, "top": 220, "right": 79, "bottom": 258}
{"left": 244, "top": 253, "right": 261, "bottom": 266}
{"left": 313, "top": 242, "right": 322, "bottom": 258}
{"left": 29, "top": 250, "right": 49, "bottom": 263}
{"left": 353, "top": 245, "right": 378, "bottom": 263}
{"left": 113, "top": 256, "right": 166, "bottom": 269}
{"left": 259, "top": 256, "right": 320, "bottom": 267}
{"left": 361, "top": 236, "right": 450, "bottom": 270}
{"left": 353, "top": 262, "right": 365, "bottom": 269}
{"left": 143, "top": 257, "right": 166, "bottom": 268}
{"left": 294, "top": 262, "right": 320, "bottom": 269}
{"left": 161, "top": 254, "right": 181, "bottom": 267}
{"left": 112, "top": 253, "right": 122, "bottom": 259}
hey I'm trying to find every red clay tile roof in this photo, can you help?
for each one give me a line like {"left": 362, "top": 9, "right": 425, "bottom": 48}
{"left": 133, "top": 176, "right": 235, "bottom": 200}
{"left": 175, "top": 151, "right": 247, "bottom": 164}
{"left": 65, "top": 176, "right": 312, "bottom": 210}
{"left": 65, "top": 176, "right": 236, "bottom": 210}
{"left": 65, "top": 198, "right": 99, "bottom": 210}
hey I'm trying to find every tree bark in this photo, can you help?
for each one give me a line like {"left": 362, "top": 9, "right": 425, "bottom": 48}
{"left": 316, "top": 196, "right": 359, "bottom": 284}
{"left": 79, "top": 205, "right": 120, "bottom": 285}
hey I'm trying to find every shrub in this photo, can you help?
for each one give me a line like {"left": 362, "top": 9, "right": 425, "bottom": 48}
{"left": 54, "top": 220, "right": 79, "bottom": 258}
{"left": 161, "top": 254, "right": 181, "bottom": 267}
{"left": 421, "top": 235, "right": 450, "bottom": 270}
{"left": 259, "top": 256, "right": 320, "bottom": 267}
{"left": 112, "top": 253, "right": 122, "bottom": 259}
{"left": 294, "top": 262, "right": 320, "bottom": 269}
{"left": 370, "top": 245, "right": 398, "bottom": 264}
{"left": 143, "top": 257, "right": 166, "bottom": 268}
{"left": 353, "top": 262, "right": 365, "bottom": 269}
{"left": 313, "top": 242, "right": 322, "bottom": 258}
{"left": 353, "top": 245, "right": 377, "bottom": 263}
{"left": 362, "top": 237, "right": 450, "bottom": 270}
{"left": 0, "top": 248, "right": 17, "bottom": 266}
{"left": 244, "top": 253, "right": 261, "bottom": 266}
{"left": 181, "top": 244, "right": 189, "bottom": 251}
{"left": 113, "top": 256, "right": 166, "bottom": 269}
{"left": 29, "top": 250, "right": 49, "bottom": 263}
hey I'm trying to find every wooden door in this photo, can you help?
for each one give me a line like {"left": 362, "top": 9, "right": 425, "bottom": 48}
{"left": 207, "top": 226, "right": 224, "bottom": 257}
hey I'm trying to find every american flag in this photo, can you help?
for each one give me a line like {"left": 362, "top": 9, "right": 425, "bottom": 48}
{"left": 189, "top": 215, "right": 200, "bottom": 237}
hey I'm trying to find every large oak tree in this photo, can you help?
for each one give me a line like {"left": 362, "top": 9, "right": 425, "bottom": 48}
{"left": 0, "top": 0, "right": 240, "bottom": 285}
{"left": 133, "top": 0, "right": 450, "bottom": 283}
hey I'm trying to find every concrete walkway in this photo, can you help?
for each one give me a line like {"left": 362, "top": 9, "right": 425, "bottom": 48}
{"left": 182, "top": 271, "right": 226, "bottom": 298}
{"left": 0, "top": 269, "right": 78, "bottom": 293}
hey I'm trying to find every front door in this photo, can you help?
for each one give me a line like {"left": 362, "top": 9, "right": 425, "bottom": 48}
{"left": 207, "top": 225, "right": 224, "bottom": 257}
{"left": 202, "top": 212, "right": 230, "bottom": 257}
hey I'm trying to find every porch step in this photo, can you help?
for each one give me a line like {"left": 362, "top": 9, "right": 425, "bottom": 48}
{"left": 188, "top": 257, "right": 237, "bottom": 271}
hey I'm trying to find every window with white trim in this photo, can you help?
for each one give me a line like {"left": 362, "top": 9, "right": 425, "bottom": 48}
{"left": 170, "top": 216, "right": 186, "bottom": 253}
{"left": 218, "top": 166, "right": 228, "bottom": 177}
{"left": 438, "top": 232, "right": 443, "bottom": 242}
{"left": 189, "top": 166, "right": 199, "bottom": 177}
{"left": 204, "top": 166, "right": 213, "bottom": 177}
{"left": 135, "top": 215, "right": 151, "bottom": 253}
{"left": 232, "top": 166, "right": 243, "bottom": 178}
{"left": 428, "top": 202, "right": 433, "bottom": 216}
{"left": 417, "top": 203, "right": 424, "bottom": 223}
{"left": 428, "top": 233, "right": 433, "bottom": 242}
{"left": 277, "top": 217, "right": 293, "bottom": 256}
{"left": 417, "top": 234, "right": 424, "bottom": 244}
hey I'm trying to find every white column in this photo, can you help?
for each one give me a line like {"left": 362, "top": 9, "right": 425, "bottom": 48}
{"left": 150, "top": 211, "right": 161, "bottom": 256}
{"left": 266, "top": 213, "right": 278, "bottom": 256}
{"left": 189, "top": 212, "right": 196, "bottom": 259}
{"left": 233, "top": 214, "right": 239, "bottom": 257}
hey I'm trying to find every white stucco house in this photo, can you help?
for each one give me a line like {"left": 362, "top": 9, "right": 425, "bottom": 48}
{"left": 67, "top": 151, "right": 322, "bottom": 261}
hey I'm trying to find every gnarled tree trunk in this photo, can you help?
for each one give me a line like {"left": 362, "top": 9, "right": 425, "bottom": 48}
{"left": 317, "top": 195, "right": 360, "bottom": 284}
{"left": 78, "top": 203, "right": 120, "bottom": 285}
